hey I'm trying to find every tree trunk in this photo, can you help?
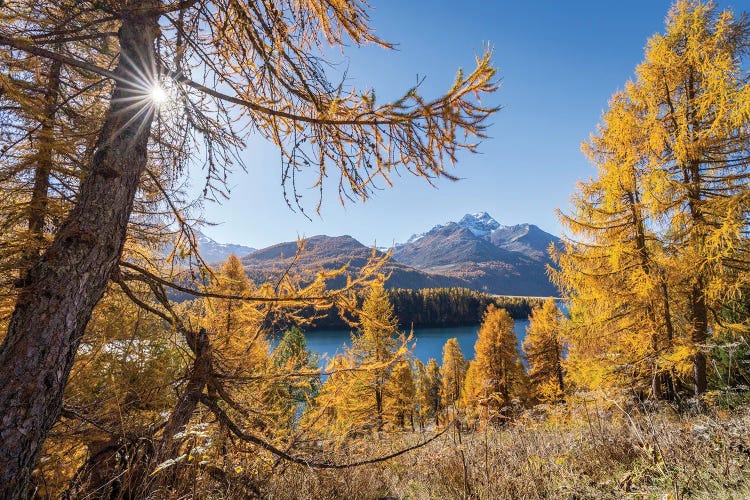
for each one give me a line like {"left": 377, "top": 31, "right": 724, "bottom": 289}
{"left": 375, "top": 385, "right": 383, "bottom": 432}
{"left": 684, "top": 73, "right": 708, "bottom": 396}
{"left": 0, "top": 6, "right": 159, "bottom": 496}
{"left": 23, "top": 58, "right": 62, "bottom": 273}
{"left": 125, "top": 329, "right": 213, "bottom": 497}
{"left": 686, "top": 164, "right": 708, "bottom": 396}
{"left": 626, "top": 187, "right": 666, "bottom": 399}
{"left": 554, "top": 339, "right": 565, "bottom": 395}
{"left": 159, "top": 329, "right": 212, "bottom": 457}
{"left": 690, "top": 281, "right": 708, "bottom": 395}
{"left": 660, "top": 279, "right": 677, "bottom": 400}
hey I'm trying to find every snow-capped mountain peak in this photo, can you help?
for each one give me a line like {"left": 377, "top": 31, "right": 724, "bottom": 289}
{"left": 405, "top": 223, "right": 447, "bottom": 244}
{"left": 457, "top": 212, "right": 502, "bottom": 237}
{"left": 195, "top": 230, "right": 255, "bottom": 262}
{"left": 403, "top": 212, "right": 504, "bottom": 243}
{"left": 404, "top": 233, "right": 425, "bottom": 244}
{"left": 197, "top": 232, "right": 213, "bottom": 245}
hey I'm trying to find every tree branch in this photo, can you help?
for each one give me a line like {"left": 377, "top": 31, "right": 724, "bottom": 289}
{"left": 0, "top": 34, "right": 397, "bottom": 126}
{"left": 198, "top": 394, "right": 454, "bottom": 469}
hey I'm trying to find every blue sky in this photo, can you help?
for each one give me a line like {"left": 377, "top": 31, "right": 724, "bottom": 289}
{"left": 194, "top": 0, "right": 741, "bottom": 249}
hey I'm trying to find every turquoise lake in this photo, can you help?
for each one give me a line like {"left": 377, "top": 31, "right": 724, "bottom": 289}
{"left": 302, "top": 320, "right": 530, "bottom": 366}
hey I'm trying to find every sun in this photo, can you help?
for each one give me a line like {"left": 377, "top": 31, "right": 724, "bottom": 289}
{"left": 150, "top": 83, "right": 169, "bottom": 105}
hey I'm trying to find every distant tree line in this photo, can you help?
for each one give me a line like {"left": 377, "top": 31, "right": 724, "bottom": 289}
{"left": 303, "top": 288, "right": 548, "bottom": 331}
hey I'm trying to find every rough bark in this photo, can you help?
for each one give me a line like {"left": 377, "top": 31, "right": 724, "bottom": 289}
{"left": 686, "top": 158, "right": 708, "bottom": 396}
{"left": 0, "top": 5, "right": 159, "bottom": 496}
{"left": 159, "top": 328, "right": 212, "bottom": 457}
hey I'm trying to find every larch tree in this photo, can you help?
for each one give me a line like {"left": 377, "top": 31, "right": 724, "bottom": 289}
{"left": 308, "top": 282, "right": 410, "bottom": 435}
{"left": 0, "top": 2, "right": 110, "bottom": 320}
{"left": 204, "top": 255, "right": 270, "bottom": 375}
{"left": 462, "top": 305, "right": 524, "bottom": 420}
{"left": 386, "top": 359, "right": 417, "bottom": 430}
{"left": 310, "top": 352, "right": 354, "bottom": 433}
{"left": 441, "top": 337, "right": 468, "bottom": 412}
{"left": 628, "top": 0, "right": 750, "bottom": 394}
{"left": 553, "top": 92, "right": 678, "bottom": 397}
{"left": 415, "top": 357, "right": 443, "bottom": 427}
{"left": 349, "top": 281, "right": 408, "bottom": 432}
{"left": 554, "top": 0, "right": 750, "bottom": 397}
{"left": 0, "top": 0, "right": 499, "bottom": 493}
{"left": 0, "top": 1, "right": 162, "bottom": 489}
{"left": 197, "top": 254, "right": 276, "bottom": 441}
{"left": 522, "top": 298, "right": 566, "bottom": 402}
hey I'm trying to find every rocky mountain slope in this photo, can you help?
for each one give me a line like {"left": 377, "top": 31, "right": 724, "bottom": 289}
{"left": 234, "top": 213, "right": 560, "bottom": 297}
{"left": 241, "top": 235, "right": 466, "bottom": 290}
{"left": 196, "top": 230, "right": 255, "bottom": 263}
{"left": 391, "top": 212, "right": 560, "bottom": 296}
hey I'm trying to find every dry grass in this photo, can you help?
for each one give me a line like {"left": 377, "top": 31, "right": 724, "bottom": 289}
{"left": 254, "top": 398, "right": 750, "bottom": 499}
{"left": 101, "top": 397, "right": 750, "bottom": 499}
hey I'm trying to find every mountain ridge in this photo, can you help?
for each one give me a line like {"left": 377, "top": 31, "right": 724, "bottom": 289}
{"left": 241, "top": 234, "right": 467, "bottom": 290}
{"left": 224, "top": 212, "right": 560, "bottom": 297}
{"left": 392, "top": 213, "right": 558, "bottom": 296}
{"left": 196, "top": 230, "right": 255, "bottom": 264}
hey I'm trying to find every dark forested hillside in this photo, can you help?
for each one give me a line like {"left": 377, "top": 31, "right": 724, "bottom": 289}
{"left": 300, "top": 287, "right": 546, "bottom": 331}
